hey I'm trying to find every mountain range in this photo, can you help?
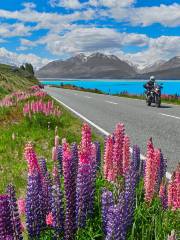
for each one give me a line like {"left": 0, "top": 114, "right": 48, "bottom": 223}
{"left": 36, "top": 53, "right": 180, "bottom": 80}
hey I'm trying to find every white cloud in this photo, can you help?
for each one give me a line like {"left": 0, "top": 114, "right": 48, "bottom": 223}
{"left": 35, "top": 27, "right": 149, "bottom": 56}
{"left": 0, "top": 23, "right": 32, "bottom": 38}
{"left": 89, "top": 0, "right": 135, "bottom": 8}
{"left": 106, "top": 3, "right": 180, "bottom": 27}
{"left": 0, "top": 47, "right": 51, "bottom": 69}
{"left": 125, "top": 36, "right": 180, "bottom": 68}
{"left": 49, "top": 0, "right": 82, "bottom": 9}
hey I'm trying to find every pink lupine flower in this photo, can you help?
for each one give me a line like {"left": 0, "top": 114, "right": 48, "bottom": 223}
{"left": 168, "top": 165, "right": 180, "bottom": 210}
{"left": 113, "top": 123, "right": 125, "bottom": 178}
{"left": 18, "top": 198, "right": 25, "bottom": 215}
{"left": 46, "top": 212, "right": 53, "bottom": 226}
{"left": 123, "top": 135, "right": 131, "bottom": 176}
{"left": 24, "top": 142, "right": 41, "bottom": 175}
{"left": 144, "top": 139, "right": 161, "bottom": 203}
{"left": 55, "top": 135, "right": 59, "bottom": 148}
{"left": 52, "top": 147, "right": 57, "bottom": 161}
{"left": 79, "top": 123, "right": 92, "bottom": 165}
{"left": 167, "top": 230, "right": 177, "bottom": 240}
{"left": 104, "top": 135, "right": 114, "bottom": 180}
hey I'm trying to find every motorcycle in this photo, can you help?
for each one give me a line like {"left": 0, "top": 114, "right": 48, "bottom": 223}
{"left": 146, "top": 84, "right": 163, "bottom": 107}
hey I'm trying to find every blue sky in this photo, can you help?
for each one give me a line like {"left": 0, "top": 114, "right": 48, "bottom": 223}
{"left": 0, "top": 0, "right": 180, "bottom": 69}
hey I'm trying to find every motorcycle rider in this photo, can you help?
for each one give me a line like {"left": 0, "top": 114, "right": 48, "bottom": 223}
{"left": 143, "top": 76, "right": 156, "bottom": 92}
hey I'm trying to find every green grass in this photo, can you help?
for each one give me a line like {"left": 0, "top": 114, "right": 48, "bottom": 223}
{"left": 0, "top": 95, "right": 103, "bottom": 197}
{"left": 0, "top": 63, "right": 38, "bottom": 99}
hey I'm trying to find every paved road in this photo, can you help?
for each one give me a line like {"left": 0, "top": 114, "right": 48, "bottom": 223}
{"left": 45, "top": 86, "right": 180, "bottom": 172}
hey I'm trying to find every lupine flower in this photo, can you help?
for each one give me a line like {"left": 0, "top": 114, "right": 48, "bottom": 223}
{"left": 167, "top": 230, "right": 177, "bottom": 240}
{"left": 26, "top": 171, "right": 45, "bottom": 238}
{"left": 24, "top": 142, "right": 41, "bottom": 175}
{"left": 101, "top": 189, "right": 114, "bottom": 235}
{"left": 0, "top": 195, "right": 13, "bottom": 239}
{"left": 123, "top": 135, "right": 131, "bottom": 176}
{"left": 132, "top": 145, "right": 141, "bottom": 173}
{"left": 7, "top": 185, "right": 23, "bottom": 239}
{"left": 46, "top": 212, "right": 53, "bottom": 226}
{"left": 52, "top": 146, "right": 57, "bottom": 161}
{"left": 39, "top": 157, "right": 48, "bottom": 177}
{"left": 104, "top": 135, "right": 114, "bottom": 180}
{"left": 76, "top": 123, "right": 95, "bottom": 228}
{"left": 63, "top": 142, "right": 77, "bottom": 239}
{"left": 144, "top": 139, "right": 161, "bottom": 203}
{"left": 168, "top": 165, "right": 180, "bottom": 210}
{"left": 94, "top": 141, "right": 101, "bottom": 169}
{"left": 55, "top": 135, "right": 59, "bottom": 148}
{"left": 113, "top": 123, "right": 125, "bottom": 178}
{"left": 157, "top": 151, "right": 167, "bottom": 191}
{"left": 23, "top": 100, "right": 61, "bottom": 117}
{"left": 105, "top": 192, "right": 126, "bottom": 240}
{"left": 88, "top": 143, "right": 97, "bottom": 217}
{"left": 51, "top": 164, "right": 64, "bottom": 236}
{"left": 159, "top": 183, "right": 168, "bottom": 209}
{"left": 18, "top": 198, "right": 26, "bottom": 215}
{"left": 124, "top": 164, "right": 137, "bottom": 228}
{"left": 76, "top": 155, "right": 91, "bottom": 228}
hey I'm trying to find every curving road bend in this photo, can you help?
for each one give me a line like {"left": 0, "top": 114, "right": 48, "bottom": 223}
{"left": 45, "top": 86, "right": 180, "bottom": 173}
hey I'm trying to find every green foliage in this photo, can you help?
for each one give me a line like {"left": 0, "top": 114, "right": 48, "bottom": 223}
{"left": 0, "top": 63, "right": 38, "bottom": 98}
{"left": 24, "top": 63, "right": 34, "bottom": 76}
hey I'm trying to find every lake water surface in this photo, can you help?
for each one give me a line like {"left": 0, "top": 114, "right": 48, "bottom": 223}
{"left": 40, "top": 79, "right": 180, "bottom": 95}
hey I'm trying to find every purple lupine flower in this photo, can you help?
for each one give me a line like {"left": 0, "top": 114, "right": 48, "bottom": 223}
{"left": 124, "top": 164, "right": 137, "bottom": 229}
{"left": 39, "top": 157, "right": 48, "bottom": 177}
{"left": 94, "top": 141, "right": 101, "bottom": 169}
{"left": 159, "top": 183, "right": 168, "bottom": 210}
{"left": 42, "top": 172, "right": 53, "bottom": 217}
{"left": 140, "top": 159, "right": 146, "bottom": 177}
{"left": 101, "top": 188, "right": 114, "bottom": 236}
{"left": 88, "top": 143, "right": 97, "bottom": 217}
{"left": 63, "top": 142, "right": 77, "bottom": 240}
{"left": 6, "top": 184, "right": 23, "bottom": 240}
{"left": 51, "top": 165, "right": 64, "bottom": 237}
{"left": 26, "top": 171, "right": 45, "bottom": 238}
{"left": 76, "top": 163, "right": 91, "bottom": 228}
{"left": 132, "top": 145, "right": 141, "bottom": 172}
{"left": 157, "top": 151, "right": 167, "bottom": 191}
{"left": 0, "top": 195, "right": 13, "bottom": 239}
{"left": 105, "top": 192, "right": 126, "bottom": 240}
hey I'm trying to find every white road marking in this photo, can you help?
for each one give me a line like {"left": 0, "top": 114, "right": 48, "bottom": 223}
{"left": 160, "top": 113, "right": 180, "bottom": 120}
{"left": 51, "top": 95, "right": 172, "bottom": 180}
{"left": 74, "top": 93, "right": 78, "bottom": 96}
{"left": 105, "top": 100, "right": 118, "bottom": 105}
{"left": 84, "top": 96, "right": 92, "bottom": 99}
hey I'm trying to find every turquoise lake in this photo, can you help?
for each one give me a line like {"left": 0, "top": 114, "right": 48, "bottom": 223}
{"left": 40, "top": 79, "right": 180, "bottom": 95}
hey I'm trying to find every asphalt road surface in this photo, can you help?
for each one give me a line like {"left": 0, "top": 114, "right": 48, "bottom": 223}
{"left": 45, "top": 86, "right": 180, "bottom": 173}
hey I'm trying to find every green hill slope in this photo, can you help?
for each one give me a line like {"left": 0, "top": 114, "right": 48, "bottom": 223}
{"left": 0, "top": 63, "right": 38, "bottom": 97}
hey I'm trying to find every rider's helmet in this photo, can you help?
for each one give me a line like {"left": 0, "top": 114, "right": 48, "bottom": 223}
{"left": 150, "top": 76, "right": 155, "bottom": 83}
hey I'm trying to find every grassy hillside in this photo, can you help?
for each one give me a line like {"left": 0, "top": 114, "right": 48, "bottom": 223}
{"left": 0, "top": 63, "right": 38, "bottom": 98}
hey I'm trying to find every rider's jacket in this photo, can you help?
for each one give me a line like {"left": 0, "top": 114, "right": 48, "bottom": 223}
{"left": 143, "top": 80, "right": 155, "bottom": 91}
